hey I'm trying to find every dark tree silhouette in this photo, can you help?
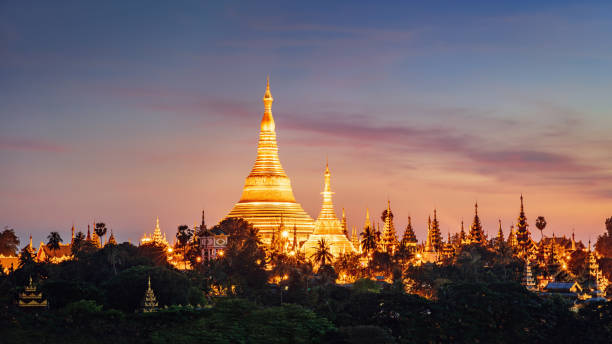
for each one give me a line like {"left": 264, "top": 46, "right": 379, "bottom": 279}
{"left": 94, "top": 222, "right": 108, "bottom": 247}
{"left": 312, "top": 239, "right": 333, "bottom": 267}
{"left": 0, "top": 226, "right": 20, "bottom": 255}
{"left": 47, "top": 231, "right": 63, "bottom": 251}
{"left": 535, "top": 216, "right": 547, "bottom": 240}
{"left": 360, "top": 225, "right": 378, "bottom": 256}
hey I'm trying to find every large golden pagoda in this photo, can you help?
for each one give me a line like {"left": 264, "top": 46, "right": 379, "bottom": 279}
{"left": 226, "top": 78, "right": 315, "bottom": 244}
{"left": 302, "top": 162, "right": 355, "bottom": 259}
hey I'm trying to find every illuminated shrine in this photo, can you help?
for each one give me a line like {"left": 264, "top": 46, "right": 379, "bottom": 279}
{"left": 225, "top": 78, "right": 315, "bottom": 244}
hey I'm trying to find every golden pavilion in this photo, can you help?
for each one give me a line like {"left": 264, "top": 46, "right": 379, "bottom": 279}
{"left": 225, "top": 78, "right": 315, "bottom": 244}
{"left": 17, "top": 276, "right": 48, "bottom": 309}
{"left": 302, "top": 162, "right": 355, "bottom": 258}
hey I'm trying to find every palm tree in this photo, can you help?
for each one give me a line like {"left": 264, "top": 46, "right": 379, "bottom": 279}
{"left": 360, "top": 225, "right": 378, "bottom": 256}
{"left": 535, "top": 216, "right": 547, "bottom": 240}
{"left": 47, "top": 232, "right": 63, "bottom": 252}
{"left": 94, "top": 222, "right": 108, "bottom": 247}
{"left": 312, "top": 239, "right": 333, "bottom": 266}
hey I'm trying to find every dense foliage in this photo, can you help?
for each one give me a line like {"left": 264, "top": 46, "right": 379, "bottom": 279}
{"left": 1, "top": 217, "right": 611, "bottom": 343}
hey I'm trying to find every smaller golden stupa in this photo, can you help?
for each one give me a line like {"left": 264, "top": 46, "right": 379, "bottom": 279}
{"left": 17, "top": 276, "right": 48, "bottom": 309}
{"left": 302, "top": 162, "right": 355, "bottom": 259}
{"left": 141, "top": 276, "right": 159, "bottom": 313}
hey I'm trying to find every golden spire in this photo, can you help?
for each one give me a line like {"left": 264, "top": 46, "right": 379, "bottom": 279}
{"left": 226, "top": 78, "right": 314, "bottom": 244}
{"left": 317, "top": 161, "right": 338, "bottom": 221}
{"left": 261, "top": 75, "right": 275, "bottom": 132}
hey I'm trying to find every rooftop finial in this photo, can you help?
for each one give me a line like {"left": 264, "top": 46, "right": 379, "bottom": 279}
{"left": 261, "top": 76, "right": 275, "bottom": 131}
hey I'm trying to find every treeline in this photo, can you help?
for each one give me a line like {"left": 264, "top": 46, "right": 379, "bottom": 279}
{"left": 1, "top": 219, "right": 612, "bottom": 343}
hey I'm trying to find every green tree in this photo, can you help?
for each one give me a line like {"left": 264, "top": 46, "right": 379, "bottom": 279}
{"left": 312, "top": 239, "right": 333, "bottom": 267}
{"left": 94, "top": 222, "right": 107, "bottom": 247}
{"left": 0, "top": 226, "right": 20, "bottom": 256}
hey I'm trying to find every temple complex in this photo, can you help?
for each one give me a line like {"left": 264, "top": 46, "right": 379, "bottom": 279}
{"left": 302, "top": 162, "right": 355, "bottom": 258}
{"left": 225, "top": 78, "right": 315, "bottom": 244}
{"left": 140, "top": 217, "right": 169, "bottom": 247}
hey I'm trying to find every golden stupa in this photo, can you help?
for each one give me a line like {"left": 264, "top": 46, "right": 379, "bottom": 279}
{"left": 226, "top": 78, "right": 315, "bottom": 244}
{"left": 302, "top": 162, "right": 355, "bottom": 259}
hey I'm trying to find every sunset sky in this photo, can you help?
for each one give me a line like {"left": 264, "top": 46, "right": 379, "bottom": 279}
{"left": 2, "top": 1, "right": 612, "bottom": 246}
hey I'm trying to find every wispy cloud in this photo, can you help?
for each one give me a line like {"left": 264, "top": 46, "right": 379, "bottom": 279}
{"left": 0, "top": 138, "right": 68, "bottom": 153}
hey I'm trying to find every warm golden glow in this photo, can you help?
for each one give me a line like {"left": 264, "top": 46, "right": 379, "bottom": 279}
{"left": 302, "top": 162, "right": 355, "bottom": 259}
{"left": 225, "top": 78, "right": 315, "bottom": 243}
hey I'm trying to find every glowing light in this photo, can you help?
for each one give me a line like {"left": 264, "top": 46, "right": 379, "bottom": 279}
{"left": 196, "top": 257, "right": 202, "bottom": 262}
{"left": 282, "top": 230, "right": 289, "bottom": 238}
{"left": 225, "top": 79, "right": 315, "bottom": 243}
{"left": 167, "top": 248, "right": 173, "bottom": 253}
{"left": 218, "top": 250, "right": 224, "bottom": 257}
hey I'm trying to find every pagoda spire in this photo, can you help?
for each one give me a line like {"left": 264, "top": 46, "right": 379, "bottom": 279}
{"left": 516, "top": 194, "right": 532, "bottom": 255}
{"left": 427, "top": 209, "right": 442, "bottom": 251}
{"left": 141, "top": 276, "right": 159, "bottom": 313}
{"left": 227, "top": 77, "right": 315, "bottom": 245}
{"left": 469, "top": 202, "right": 484, "bottom": 245}
{"left": 316, "top": 161, "right": 337, "bottom": 221}
{"left": 380, "top": 200, "right": 398, "bottom": 253}
{"left": 497, "top": 219, "right": 504, "bottom": 242}
{"left": 425, "top": 215, "right": 435, "bottom": 253}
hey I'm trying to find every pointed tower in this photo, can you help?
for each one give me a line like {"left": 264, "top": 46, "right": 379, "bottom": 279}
{"left": 459, "top": 220, "right": 466, "bottom": 245}
{"left": 302, "top": 162, "right": 355, "bottom": 258}
{"left": 400, "top": 216, "right": 418, "bottom": 253}
{"left": 71, "top": 224, "right": 75, "bottom": 244}
{"left": 429, "top": 209, "right": 442, "bottom": 251}
{"left": 570, "top": 230, "right": 576, "bottom": 251}
{"left": 380, "top": 200, "right": 398, "bottom": 254}
{"left": 468, "top": 203, "right": 485, "bottom": 245}
{"left": 141, "top": 276, "right": 159, "bottom": 313}
{"left": 516, "top": 195, "right": 532, "bottom": 254}
{"left": 91, "top": 222, "right": 100, "bottom": 248}
{"left": 86, "top": 225, "right": 91, "bottom": 241}
{"left": 106, "top": 229, "right": 117, "bottom": 246}
{"left": 422, "top": 216, "right": 438, "bottom": 263}
{"left": 496, "top": 220, "right": 504, "bottom": 244}
{"left": 424, "top": 216, "right": 435, "bottom": 252}
{"left": 507, "top": 225, "right": 517, "bottom": 248}
{"left": 226, "top": 78, "right": 315, "bottom": 244}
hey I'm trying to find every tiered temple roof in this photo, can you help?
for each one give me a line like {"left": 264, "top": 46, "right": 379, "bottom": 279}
{"left": 380, "top": 201, "right": 399, "bottom": 254}
{"left": 17, "top": 276, "right": 48, "bottom": 309}
{"left": 141, "top": 276, "right": 159, "bottom": 312}
{"left": 468, "top": 203, "right": 485, "bottom": 245}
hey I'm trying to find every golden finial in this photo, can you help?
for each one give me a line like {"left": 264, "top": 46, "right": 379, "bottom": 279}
{"left": 261, "top": 76, "right": 275, "bottom": 131}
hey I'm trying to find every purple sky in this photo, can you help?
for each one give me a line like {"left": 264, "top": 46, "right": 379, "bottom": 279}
{"left": 1, "top": 1, "right": 612, "bottom": 246}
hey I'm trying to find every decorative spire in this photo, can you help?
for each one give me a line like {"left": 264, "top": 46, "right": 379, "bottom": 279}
{"left": 364, "top": 208, "right": 371, "bottom": 230}
{"left": 316, "top": 160, "right": 337, "bottom": 221}
{"left": 261, "top": 76, "right": 275, "bottom": 132}
{"left": 380, "top": 200, "right": 398, "bottom": 253}
{"left": 516, "top": 195, "right": 532, "bottom": 254}
{"left": 469, "top": 202, "right": 484, "bottom": 245}
{"left": 141, "top": 276, "right": 159, "bottom": 313}
{"left": 497, "top": 219, "right": 504, "bottom": 242}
